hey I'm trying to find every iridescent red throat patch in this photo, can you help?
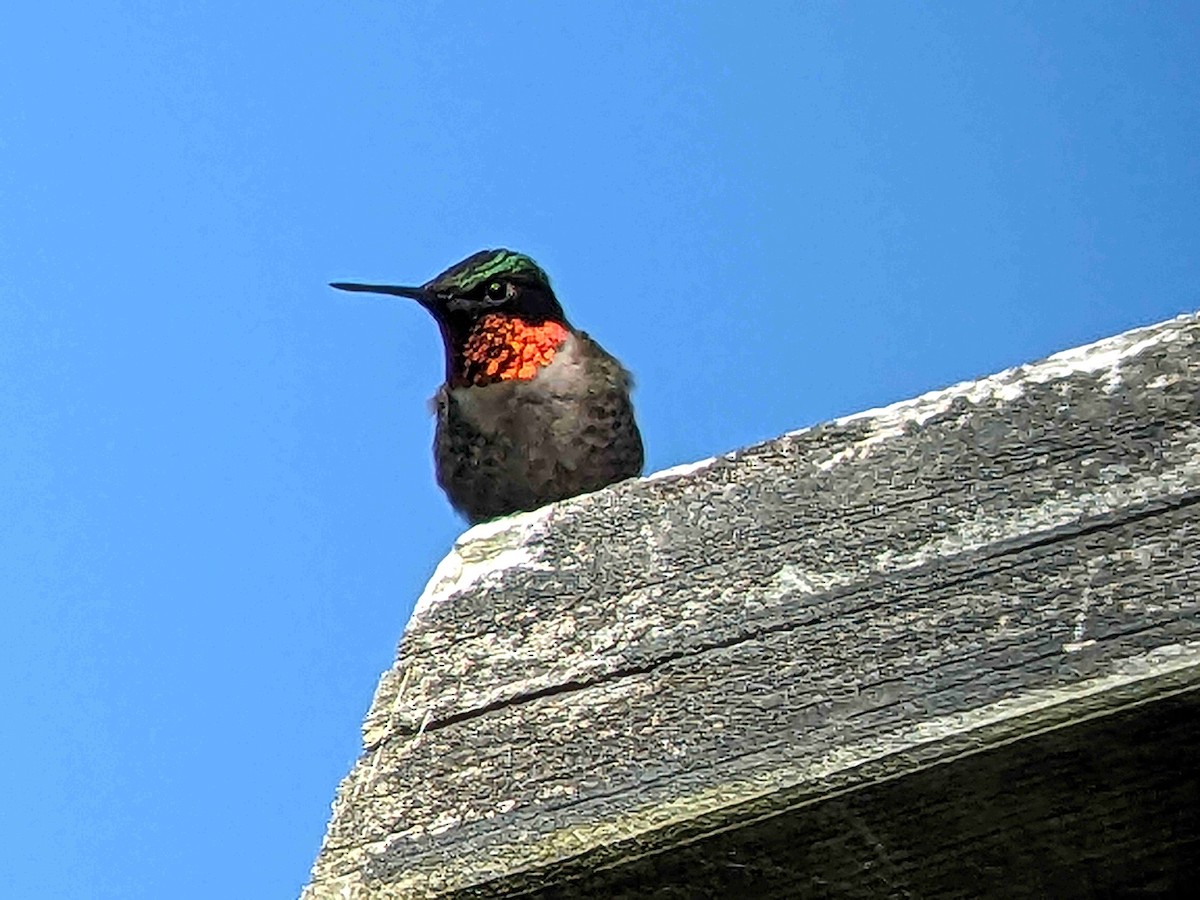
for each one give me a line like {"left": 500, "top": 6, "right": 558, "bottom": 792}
{"left": 458, "top": 313, "right": 570, "bottom": 387}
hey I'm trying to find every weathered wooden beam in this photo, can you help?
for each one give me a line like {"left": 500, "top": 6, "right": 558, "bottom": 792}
{"left": 302, "top": 313, "right": 1200, "bottom": 899}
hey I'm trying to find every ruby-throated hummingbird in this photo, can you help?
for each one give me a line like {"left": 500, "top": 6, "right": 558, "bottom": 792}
{"left": 332, "top": 249, "right": 644, "bottom": 524}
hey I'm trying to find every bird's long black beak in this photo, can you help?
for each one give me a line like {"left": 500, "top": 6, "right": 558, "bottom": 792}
{"left": 329, "top": 282, "right": 432, "bottom": 307}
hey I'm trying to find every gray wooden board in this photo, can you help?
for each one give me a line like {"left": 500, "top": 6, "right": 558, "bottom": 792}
{"left": 302, "top": 313, "right": 1200, "bottom": 899}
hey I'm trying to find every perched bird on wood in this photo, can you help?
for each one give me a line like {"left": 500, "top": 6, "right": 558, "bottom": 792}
{"left": 332, "top": 249, "right": 644, "bottom": 524}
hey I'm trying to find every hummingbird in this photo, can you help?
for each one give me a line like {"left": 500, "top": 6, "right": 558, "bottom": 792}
{"left": 332, "top": 249, "right": 644, "bottom": 524}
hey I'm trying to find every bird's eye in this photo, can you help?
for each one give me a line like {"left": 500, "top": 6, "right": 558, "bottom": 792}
{"left": 486, "top": 281, "right": 506, "bottom": 301}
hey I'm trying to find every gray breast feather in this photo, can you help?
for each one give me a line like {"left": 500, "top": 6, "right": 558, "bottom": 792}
{"left": 432, "top": 332, "right": 643, "bottom": 522}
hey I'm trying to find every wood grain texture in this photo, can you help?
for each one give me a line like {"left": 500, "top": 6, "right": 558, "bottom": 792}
{"left": 302, "top": 313, "right": 1200, "bottom": 899}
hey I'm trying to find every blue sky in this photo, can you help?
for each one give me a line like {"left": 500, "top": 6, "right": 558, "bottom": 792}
{"left": 2, "top": 2, "right": 1198, "bottom": 897}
